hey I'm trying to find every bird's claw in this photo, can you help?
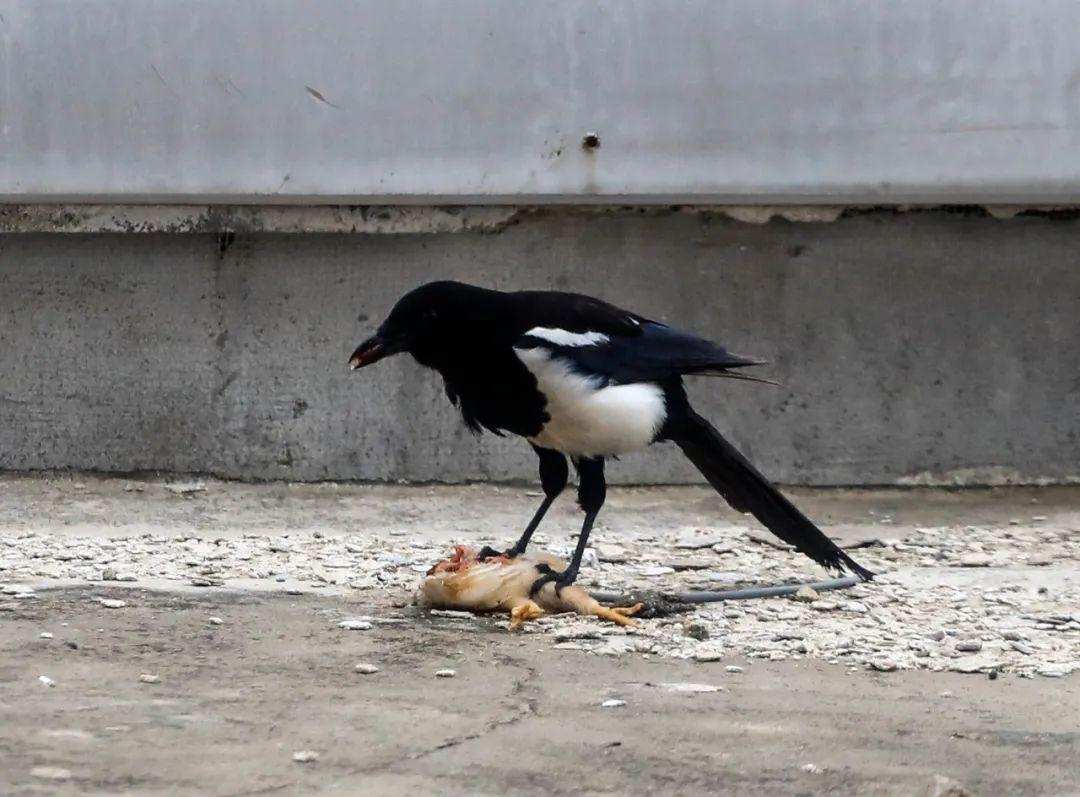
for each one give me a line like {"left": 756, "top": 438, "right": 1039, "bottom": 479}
{"left": 476, "top": 545, "right": 521, "bottom": 562}
{"left": 529, "top": 562, "right": 577, "bottom": 597}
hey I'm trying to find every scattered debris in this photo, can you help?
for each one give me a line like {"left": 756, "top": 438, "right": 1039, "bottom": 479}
{"left": 189, "top": 577, "right": 222, "bottom": 587}
{"left": 1036, "top": 663, "right": 1077, "bottom": 678}
{"left": 427, "top": 609, "right": 475, "bottom": 619}
{"left": 801, "top": 763, "right": 824, "bottom": 774}
{"left": 39, "top": 675, "right": 56, "bottom": 687}
{"left": 1, "top": 514, "right": 1076, "bottom": 678}
{"left": 694, "top": 649, "right": 724, "bottom": 663}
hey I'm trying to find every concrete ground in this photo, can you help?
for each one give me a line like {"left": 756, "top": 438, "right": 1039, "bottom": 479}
{"left": 1, "top": 476, "right": 1078, "bottom": 795}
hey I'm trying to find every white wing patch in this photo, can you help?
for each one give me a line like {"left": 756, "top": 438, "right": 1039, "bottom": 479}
{"left": 524, "top": 327, "right": 610, "bottom": 347}
{"left": 513, "top": 346, "right": 666, "bottom": 457}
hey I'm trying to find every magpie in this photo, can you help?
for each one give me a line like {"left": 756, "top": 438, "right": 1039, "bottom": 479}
{"left": 349, "top": 281, "right": 873, "bottom": 594}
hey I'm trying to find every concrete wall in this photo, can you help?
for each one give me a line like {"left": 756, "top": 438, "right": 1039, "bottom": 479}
{"left": 1, "top": 209, "right": 1078, "bottom": 485}
{"left": 6, "top": 0, "right": 1080, "bottom": 204}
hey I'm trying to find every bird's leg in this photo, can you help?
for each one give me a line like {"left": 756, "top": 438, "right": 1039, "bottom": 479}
{"left": 531, "top": 457, "right": 605, "bottom": 596}
{"left": 478, "top": 447, "right": 567, "bottom": 562}
{"left": 476, "top": 495, "right": 556, "bottom": 562}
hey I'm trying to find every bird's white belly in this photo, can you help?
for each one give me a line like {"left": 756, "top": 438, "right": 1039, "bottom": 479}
{"left": 514, "top": 347, "right": 666, "bottom": 457}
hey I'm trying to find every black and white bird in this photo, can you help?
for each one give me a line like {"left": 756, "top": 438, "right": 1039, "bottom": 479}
{"left": 349, "top": 281, "right": 872, "bottom": 594}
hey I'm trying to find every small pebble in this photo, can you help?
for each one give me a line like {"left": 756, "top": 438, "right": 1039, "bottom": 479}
{"left": 39, "top": 632, "right": 54, "bottom": 639}
{"left": 801, "top": 763, "right": 823, "bottom": 774}
{"left": 435, "top": 669, "right": 456, "bottom": 678}
{"left": 355, "top": 663, "right": 380, "bottom": 674}
{"left": 683, "top": 620, "right": 710, "bottom": 641}
{"left": 601, "top": 699, "right": 626, "bottom": 708}
{"left": 39, "top": 675, "right": 56, "bottom": 687}
{"left": 659, "top": 682, "right": 723, "bottom": 693}
{"left": 725, "top": 665, "right": 744, "bottom": 673}
{"left": 97, "top": 598, "right": 127, "bottom": 609}
{"left": 337, "top": 619, "right": 373, "bottom": 631}
{"left": 208, "top": 617, "right": 224, "bottom": 625}
{"left": 31, "top": 766, "right": 72, "bottom": 781}
{"left": 870, "top": 658, "right": 899, "bottom": 672}
{"left": 793, "top": 585, "right": 819, "bottom": 603}
{"left": 955, "top": 640, "right": 983, "bottom": 653}
{"left": 292, "top": 750, "right": 319, "bottom": 763}
{"left": 139, "top": 674, "right": 160, "bottom": 684}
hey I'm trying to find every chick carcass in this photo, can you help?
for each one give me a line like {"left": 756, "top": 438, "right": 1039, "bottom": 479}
{"left": 420, "top": 545, "right": 643, "bottom": 629}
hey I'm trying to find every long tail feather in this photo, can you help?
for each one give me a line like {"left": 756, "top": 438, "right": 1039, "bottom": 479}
{"left": 671, "top": 411, "right": 873, "bottom": 581}
{"left": 691, "top": 370, "right": 784, "bottom": 387}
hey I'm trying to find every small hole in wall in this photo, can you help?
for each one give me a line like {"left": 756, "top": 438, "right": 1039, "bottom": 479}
{"left": 581, "top": 132, "right": 601, "bottom": 150}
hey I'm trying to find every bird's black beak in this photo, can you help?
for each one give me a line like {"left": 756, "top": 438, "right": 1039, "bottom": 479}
{"left": 349, "top": 335, "right": 392, "bottom": 370}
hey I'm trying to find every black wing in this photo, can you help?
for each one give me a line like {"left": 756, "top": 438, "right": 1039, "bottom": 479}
{"left": 511, "top": 290, "right": 649, "bottom": 338}
{"left": 515, "top": 319, "right": 762, "bottom": 384}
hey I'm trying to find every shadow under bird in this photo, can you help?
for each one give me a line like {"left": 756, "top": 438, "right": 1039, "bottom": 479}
{"left": 349, "top": 281, "right": 873, "bottom": 595}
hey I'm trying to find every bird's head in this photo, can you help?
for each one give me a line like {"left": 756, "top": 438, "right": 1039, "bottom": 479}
{"left": 349, "top": 281, "right": 492, "bottom": 370}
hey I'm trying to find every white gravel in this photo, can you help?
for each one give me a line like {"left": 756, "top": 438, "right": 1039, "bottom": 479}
{"left": 30, "top": 766, "right": 72, "bottom": 781}
{"left": 2, "top": 514, "right": 1077, "bottom": 679}
{"left": 337, "top": 619, "right": 373, "bottom": 631}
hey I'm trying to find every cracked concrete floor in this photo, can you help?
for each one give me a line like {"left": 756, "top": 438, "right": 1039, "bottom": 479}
{"left": 1, "top": 476, "right": 1078, "bottom": 795}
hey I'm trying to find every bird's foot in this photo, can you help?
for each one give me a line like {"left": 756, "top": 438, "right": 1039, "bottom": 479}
{"left": 529, "top": 562, "right": 578, "bottom": 597}
{"left": 476, "top": 545, "right": 522, "bottom": 563}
